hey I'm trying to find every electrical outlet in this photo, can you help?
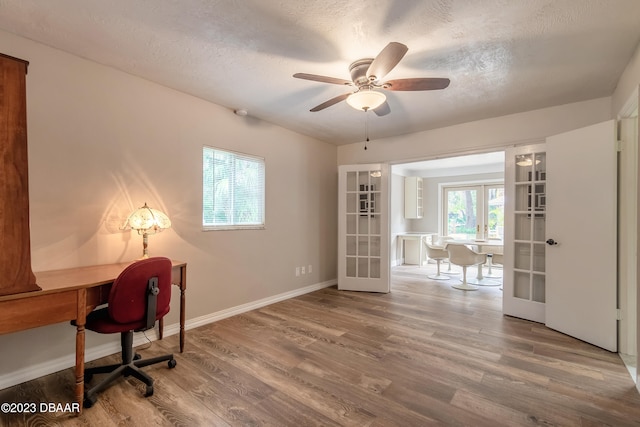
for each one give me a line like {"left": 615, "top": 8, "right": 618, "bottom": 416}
{"left": 308, "top": 264, "right": 313, "bottom": 273}
{"left": 301, "top": 266, "right": 306, "bottom": 275}
{"left": 295, "top": 267, "right": 300, "bottom": 277}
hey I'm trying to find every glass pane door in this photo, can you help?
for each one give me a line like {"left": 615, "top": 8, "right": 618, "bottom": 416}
{"left": 338, "top": 164, "right": 390, "bottom": 293}
{"left": 503, "top": 145, "right": 546, "bottom": 323}
{"left": 346, "top": 170, "right": 381, "bottom": 279}
{"left": 513, "top": 152, "right": 546, "bottom": 303}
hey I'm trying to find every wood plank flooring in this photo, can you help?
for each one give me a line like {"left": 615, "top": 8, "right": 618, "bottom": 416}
{"left": 2, "top": 264, "right": 640, "bottom": 426}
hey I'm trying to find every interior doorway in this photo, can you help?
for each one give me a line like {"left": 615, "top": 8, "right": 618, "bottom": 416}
{"left": 390, "top": 151, "right": 505, "bottom": 267}
{"left": 388, "top": 120, "right": 640, "bottom": 385}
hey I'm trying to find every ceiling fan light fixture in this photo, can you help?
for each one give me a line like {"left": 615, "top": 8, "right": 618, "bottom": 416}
{"left": 346, "top": 90, "right": 386, "bottom": 112}
{"left": 516, "top": 155, "right": 541, "bottom": 167}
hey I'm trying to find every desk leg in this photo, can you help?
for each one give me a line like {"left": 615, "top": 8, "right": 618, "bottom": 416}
{"left": 179, "top": 266, "right": 186, "bottom": 353}
{"left": 159, "top": 266, "right": 185, "bottom": 352}
{"left": 75, "top": 289, "right": 87, "bottom": 412}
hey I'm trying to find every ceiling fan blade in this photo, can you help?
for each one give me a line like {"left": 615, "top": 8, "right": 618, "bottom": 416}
{"left": 293, "top": 73, "right": 353, "bottom": 86}
{"left": 309, "top": 92, "right": 351, "bottom": 112}
{"left": 366, "top": 42, "right": 408, "bottom": 81}
{"left": 374, "top": 101, "right": 391, "bottom": 116}
{"left": 383, "top": 78, "right": 450, "bottom": 91}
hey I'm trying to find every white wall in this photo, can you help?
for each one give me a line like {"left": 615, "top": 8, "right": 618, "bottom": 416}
{"left": 0, "top": 30, "right": 338, "bottom": 386}
{"left": 338, "top": 97, "right": 612, "bottom": 165}
{"left": 613, "top": 39, "right": 640, "bottom": 116}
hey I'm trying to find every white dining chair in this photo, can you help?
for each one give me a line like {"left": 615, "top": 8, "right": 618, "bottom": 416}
{"left": 480, "top": 245, "right": 503, "bottom": 279}
{"left": 435, "top": 236, "right": 460, "bottom": 276}
{"left": 490, "top": 253, "right": 504, "bottom": 289}
{"left": 424, "top": 242, "right": 450, "bottom": 280}
{"left": 446, "top": 244, "right": 487, "bottom": 291}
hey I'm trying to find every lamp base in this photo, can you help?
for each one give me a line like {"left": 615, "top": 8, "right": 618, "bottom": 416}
{"left": 138, "top": 233, "right": 150, "bottom": 260}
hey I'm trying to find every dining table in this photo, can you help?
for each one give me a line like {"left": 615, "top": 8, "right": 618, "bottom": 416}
{"left": 443, "top": 239, "right": 503, "bottom": 285}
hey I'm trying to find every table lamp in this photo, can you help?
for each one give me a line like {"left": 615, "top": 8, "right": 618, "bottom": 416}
{"left": 123, "top": 203, "right": 171, "bottom": 259}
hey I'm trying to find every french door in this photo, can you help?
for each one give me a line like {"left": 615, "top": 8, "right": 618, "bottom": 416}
{"left": 503, "top": 144, "right": 547, "bottom": 323}
{"left": 443, "top": 183, "right": 504, "bottom": 240}
{"left": 503, "top": 120, "right": 617, "bottom": 351}
{"left": 338, "top": 164, "right": 390, "bottom": 292}
{"left": 545, "top": 120, "right": 617, "bottom": 352}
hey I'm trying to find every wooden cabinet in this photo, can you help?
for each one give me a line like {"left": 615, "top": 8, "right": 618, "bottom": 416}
{"left": 0, "top": 53, "right": 39, "bottom": 296}
{"left": 404, "top": 176, "right": 423, "bottom": 219}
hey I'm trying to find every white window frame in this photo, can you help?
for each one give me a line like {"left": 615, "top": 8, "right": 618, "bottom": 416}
{"left": 202, "top": 146, "right": 265, "bottom": 231}
{"left": 438, "top": 179, "right": 504, "bottom": 240}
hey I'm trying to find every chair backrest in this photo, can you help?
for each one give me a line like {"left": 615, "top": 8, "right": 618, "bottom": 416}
{"left": 447, "top": 244, "right": 486, "bottom": 267}
{"left": 491, "top": 253, "right": 504, "bottom": 265}
{"left": 430, "top": 235, "right": 452, "bottom": 247}
{"left": 424, "top": 242, "right": 448, "bottom": 259}
{"left": 108, "top": 257, "right": 172, "bottom": 326}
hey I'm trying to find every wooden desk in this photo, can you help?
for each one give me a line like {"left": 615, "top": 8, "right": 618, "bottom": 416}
{"left": 0, "top": 260, "right": 187, "bottom": 409}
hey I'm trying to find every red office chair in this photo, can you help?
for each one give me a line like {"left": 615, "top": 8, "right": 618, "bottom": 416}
{"left": 81, "top": 257, "right": 176, "bottom": 408}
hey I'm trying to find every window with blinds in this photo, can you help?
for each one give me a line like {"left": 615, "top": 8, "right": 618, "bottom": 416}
{"left": 202, "top": 146, "right": 265, "bottom": 230}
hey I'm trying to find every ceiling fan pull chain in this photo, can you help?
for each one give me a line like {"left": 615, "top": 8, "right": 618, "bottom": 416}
{"left": 364, "top": 110, "right": 369, "bottom": 150}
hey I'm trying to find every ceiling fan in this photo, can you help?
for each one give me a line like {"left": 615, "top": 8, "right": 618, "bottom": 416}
{"left": 293, "top": 42, "right": 450, "bottom": 116}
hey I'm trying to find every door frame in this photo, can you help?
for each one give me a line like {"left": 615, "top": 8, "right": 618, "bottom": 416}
{"left": 616, "top": 86, "right": 639, "bottom": 387}
{"left": 619, "top": 117, "right": 638, "bottom": 359}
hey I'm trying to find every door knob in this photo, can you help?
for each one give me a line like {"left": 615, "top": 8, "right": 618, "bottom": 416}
{"left": 546, "top": 239, "right": 558, "bottom": 246}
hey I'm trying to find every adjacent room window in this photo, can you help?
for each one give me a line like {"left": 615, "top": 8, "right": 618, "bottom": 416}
{"left": 441, "top": 182, "right": 504, "bottom": 240}
{"left": 202, "top": 146, "right": 265, "bottom": 230}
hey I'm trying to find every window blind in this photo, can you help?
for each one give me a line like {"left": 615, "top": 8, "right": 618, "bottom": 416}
{"left": 203, "top": 146, "right": 265, "bottom": 229}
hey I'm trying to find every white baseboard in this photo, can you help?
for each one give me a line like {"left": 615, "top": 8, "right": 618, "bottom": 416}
{"left": 0, "top": 279, "right": 336, "bottom": 390}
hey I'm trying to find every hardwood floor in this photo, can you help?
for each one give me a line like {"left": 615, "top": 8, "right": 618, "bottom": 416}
{"left": 2, "top": 264, "right": 640, "bottom": 426}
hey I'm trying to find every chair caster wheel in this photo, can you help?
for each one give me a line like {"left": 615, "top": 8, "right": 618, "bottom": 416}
{"left": 168, "top": 359, "right": 177, "bottom": 369}
{"left": 144, "top": 385, "right": 154, "bottom": 397}
{"left": 133, "top": 353, "right": 142, "bottom": 360}
{"left": 83, "top": 394, "right": 97, "bottom": 408}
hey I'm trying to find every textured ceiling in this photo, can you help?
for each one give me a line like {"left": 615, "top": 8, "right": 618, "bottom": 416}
{"left": 1, "top": 0, "right": 639, "bottom": 145}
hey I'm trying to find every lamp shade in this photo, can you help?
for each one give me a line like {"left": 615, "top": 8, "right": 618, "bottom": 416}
{"left": 124, "top": 203, "right": 171, "bottom": 235}
{"left": 346, "top": 90, "right": 386, "bottom": 111}
{"left": 124, "top": 203, "right": 171, "bottom": 259}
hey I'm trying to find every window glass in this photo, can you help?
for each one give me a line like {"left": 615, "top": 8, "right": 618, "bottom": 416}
{"left": 442, "top": 183, "right": 504, "bottom": 240}
{"left": 203, "top": 146, "right": 265, "bottom": 230}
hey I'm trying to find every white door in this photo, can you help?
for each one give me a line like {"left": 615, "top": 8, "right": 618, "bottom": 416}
{"left": 338, "top": 164, "right": 390, "bottom": 292}
{"left": 503, "top": 144, "right": 547, "bottom": 323}
{"left": 503, "top": 121, "right": 618, "bottom": 351}
{"left": 546, "top": 120, "right": 617, "bottom": 351}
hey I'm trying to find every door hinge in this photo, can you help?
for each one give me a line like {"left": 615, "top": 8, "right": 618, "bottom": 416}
{"left": 616, "top": 140, "right": 623, "bottom": 152}
{"left": 616, "top": 308, "right": 623, "bottom": 320}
